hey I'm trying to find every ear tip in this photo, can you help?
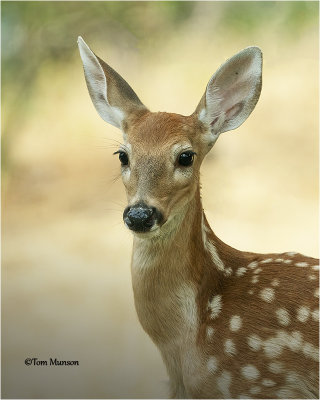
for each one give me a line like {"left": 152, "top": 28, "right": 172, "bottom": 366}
{"left": 77, "top": 36, "right": 93, "bottom": 59}
{"left": 243, "top": 46, "right": 263, "bottom": 60}
{"left": 247, "top": 45, "right": 262, "bottom": 52}
{"left": 250, "top": 46, "right": 262, "bottom": 57}
{"left": 77, "top": 36, "right": 89, "bottom": 51}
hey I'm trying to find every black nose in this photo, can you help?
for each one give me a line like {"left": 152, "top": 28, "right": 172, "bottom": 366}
{"left": 123, "top": 203, "right": 163, "bottom": 232}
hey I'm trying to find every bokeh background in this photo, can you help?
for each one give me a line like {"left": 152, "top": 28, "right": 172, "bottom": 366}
{"left": 2, "top": 2, "right": 319, "bottom": 398}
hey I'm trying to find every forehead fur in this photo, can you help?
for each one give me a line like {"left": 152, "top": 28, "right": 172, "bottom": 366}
{"left": 126, "top": 111, "right": 199, "bottom": 148}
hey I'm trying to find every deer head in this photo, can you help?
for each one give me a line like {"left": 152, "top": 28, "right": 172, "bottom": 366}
{"left": 78, "top": 37, "right": 262, "bottom": 237}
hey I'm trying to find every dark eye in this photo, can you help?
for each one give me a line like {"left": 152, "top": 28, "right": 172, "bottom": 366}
{"left": 114, "top": 151, "right": 129, "bottom": 166}
{"left": 178, "top": 151, "right": 195, "bottom": 167}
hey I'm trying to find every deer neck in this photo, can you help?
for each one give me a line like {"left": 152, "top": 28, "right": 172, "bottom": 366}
{"left": 131, "top": 184, "right": 233, "bottom": 280}
{"left": 130, "top": 186, "right": 228, "bottom": 344}
{"left": 132, "top": 186, "right": 204, "bottom": 279}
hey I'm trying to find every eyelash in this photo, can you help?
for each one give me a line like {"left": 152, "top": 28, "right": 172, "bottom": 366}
{"left": 113, "top": 150, "right": 129, "bottom": 166}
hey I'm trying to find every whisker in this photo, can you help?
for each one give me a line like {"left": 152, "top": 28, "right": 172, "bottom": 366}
{"left": 111, "top": 173, "right": 121, "bottom": 184}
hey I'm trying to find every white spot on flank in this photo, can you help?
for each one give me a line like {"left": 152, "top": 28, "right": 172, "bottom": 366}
{"left": 241, "top": 365, "right": 260, "bottom": 380}
{"left": 247, "top": 261, "right": 258, "bottom": 269}
{"left": 276, "top": 308, "right": 290, "bottom": 326}
{"left": 302, "top": 342, "right": 319, "bottom": 362}
{"left": 312, "top": 265, "right": 320, "bottom": 271}
{"left": 236, "top": 267, "right": 247, "bottom": 277}
{"left": 283, "top": 259, "right": 292, "bottom": 264}
{"left": 297, "top": 306, "right": 310, "bottom": 322}
{"left": 263, "top": 335, "right": 284, "bottom": 358}
{"left": 224, "top": 339, "right": 236, "bottom": 356}
{"left": 314, "top": 288, "right": 319, "bottom": 298}
{"left": 259, "top": 288, "right": 275, "bottom": 303}
{"left": 251, "top": 276, "right": 259, "bottom": 284}
{"left": 249, "top": 386, "right": 261, "bottom": 395}
{"left": 308, "top": 275, "right": 316, "bottom": 281}
{"left": 248, "top": 289, "right": 254, "bottom": 295}
{"left": 253, "top": 267, "right": 263, "bottom": 274}
{"left": 230, "top": 315, "right": 242, "bottom": 332}
{"left": 206, "top": 326, "right": 215, "bottom": 339}
{"left": 286, "top": 371, "right": 299, "bottom": 384}
{"left": 247, "top": 334, "right": 262, "bottom": 351}
{"left": 208, "top": 295, "right": 222, "bottom": 319}
{"left": 207, "top": 356, "right": 218, "bottom": 373}
{"left": 268, "top": 361, "right": 284, "bottom": 374}
{"left": 263, "top": 330, "right": 302, "bottom": 359}
{"left": 271, "top": 278, "right": 280, "bottom": 287}
{"left": 260, "top": 258, "right": 273, "bottom": 264}
{"left": 295, "top": 262, "right": 309, "bottom": 267}
{"left": 286, "top": 252, "right": 297, "bottom": 256}
{"left": 262, "top": 379, "right": 276, "bottom": 387}
{"left": 287, "top": 331, "right": 303, "bottom": 352}
{"left": 275, "top": 258, "right": 284, "bottom": 262}
{"left": 217, "top": 370, "right": 232, "bottom": 398}
{"left": 276, "top": 388, "right": 295, "bottom": 398}
{"left": 311, "top": 309, "right": 319, "bottom": 321}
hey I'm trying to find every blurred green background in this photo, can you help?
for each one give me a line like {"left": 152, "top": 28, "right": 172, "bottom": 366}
{"left": 2, "top": 2, "right": 319, "bottom": 398}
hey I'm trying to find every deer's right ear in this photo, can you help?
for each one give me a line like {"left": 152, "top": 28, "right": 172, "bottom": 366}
{"left": 78, "top": 36, "right": 147, "bottom": 129}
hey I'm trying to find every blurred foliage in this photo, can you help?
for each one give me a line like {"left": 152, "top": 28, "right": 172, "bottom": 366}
{"left": 1, "top": 1, "right": 318, "bottom": 170}
{"left": 2, "top": 2, "right": 194, "bottom": 89}
{"left": 2, "top": 1, "right": 318, "bottom": 92}
{"left": 220, "top": 1, "right": 318, "bottom": 34}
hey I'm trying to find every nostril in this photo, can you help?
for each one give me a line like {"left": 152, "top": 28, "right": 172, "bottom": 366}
{"left": 144, "top": 214, "right": 155, "bottom": 228}
{"left": 144, "top": 207, "right": 157, "bottom": 226}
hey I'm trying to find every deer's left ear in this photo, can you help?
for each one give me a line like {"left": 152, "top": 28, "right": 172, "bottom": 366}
{"left": 195, "top": 47, "right": 262, "bottom": 143}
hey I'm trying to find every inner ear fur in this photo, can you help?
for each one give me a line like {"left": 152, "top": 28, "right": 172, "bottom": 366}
{"left": 195, "top": 46, "right": 262, "bottom": 136}
{"left": 78, "top": 36, "right": 148, "bottom": 130}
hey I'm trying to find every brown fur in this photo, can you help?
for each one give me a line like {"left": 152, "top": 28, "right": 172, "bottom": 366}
{"left": 125, "top": 114, "right": 319, "bottom": 398}
{"left": 79, "top": 40, "right": 319, "bottom": 399}
{"left": 131, "top": 177, "right": 319, "bottom": 398}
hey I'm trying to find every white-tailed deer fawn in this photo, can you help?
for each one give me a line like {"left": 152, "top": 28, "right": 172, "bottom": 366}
{"left": 78, "top": 37, "right": 319, "bottom": 399}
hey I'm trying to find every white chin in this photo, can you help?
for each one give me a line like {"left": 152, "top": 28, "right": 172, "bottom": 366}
{"left": 129, "top": 225, "right": 161, "bottom": 239}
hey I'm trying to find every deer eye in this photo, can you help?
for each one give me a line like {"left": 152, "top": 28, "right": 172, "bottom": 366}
{"left": 114, "top": 151, "right": 129, "bottom": 166}
{"left": 178, "top": 151, "right": 195, "bottom": 167}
